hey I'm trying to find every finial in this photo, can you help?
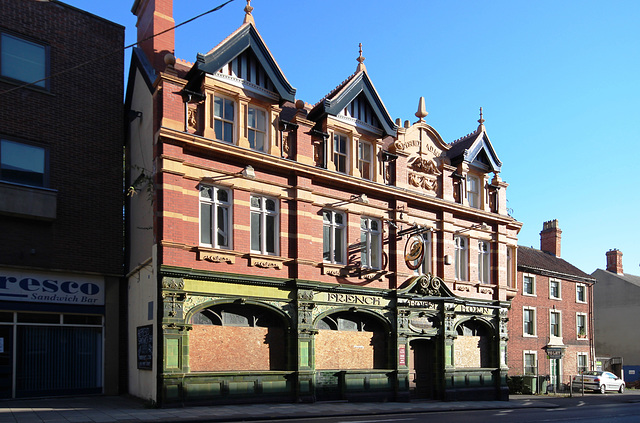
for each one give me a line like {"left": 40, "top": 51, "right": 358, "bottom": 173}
{"left": 477, "top": 106, "right": 485, "bottom": 131}
{"left": 243, "top": 0, "right": 255, "bottom": 25}
{"left": 356, "top": 43, "right": 367, "bottom": 72}
{"left": 415, "top": 97, "right": 428, "bottom": 121}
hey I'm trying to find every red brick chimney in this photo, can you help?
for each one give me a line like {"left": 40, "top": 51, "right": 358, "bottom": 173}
{"left": 606, "top": 249, "right": 623, "bottom": 274}
{"left": 132, "top": 0, "right": 175, "bottom": 72}
{"left": 540, "top": 219, "right": 561, "bottom": 257}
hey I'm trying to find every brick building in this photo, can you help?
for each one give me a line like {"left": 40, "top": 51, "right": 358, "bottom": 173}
{"left": 592, "top": 250, "right": 640, "bottom": 384}
{"left": 0, "top": 1, "right": 124, "bottom": 398}
{"left": 507, "top": 220, "right": 596, "bottom": 393}
{"left": 125, "top": 0, "right": 521, "bottom": 405}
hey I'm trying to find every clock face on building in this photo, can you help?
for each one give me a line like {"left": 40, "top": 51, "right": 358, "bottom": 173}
{"left": 404, "top": 234, "right": 425, "bottom": 270}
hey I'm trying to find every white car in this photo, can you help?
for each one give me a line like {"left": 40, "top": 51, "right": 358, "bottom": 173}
{"left": 573, "top": 371, "right": 625, "bottom": 394}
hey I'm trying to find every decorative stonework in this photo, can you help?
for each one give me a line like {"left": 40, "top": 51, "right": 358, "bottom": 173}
{"left": 411, "top": 274, "right": 443, "bottom": 297}
{"left": 248, "top": 255, "right": 287, "bottom": 270}
{"left": 408, "top": 172, "right": 438, "bottom": 192}
{"left": 197, "top": 249, "right": 236, "bottom": 264}
{"left": 187, "top": 106, "right": 197, "bottom": 129}
{"left": 162, "top": 277, "right": 184, "bottom": 290}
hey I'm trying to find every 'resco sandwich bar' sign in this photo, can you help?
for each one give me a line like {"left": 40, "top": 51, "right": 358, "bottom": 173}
{"left": 0, "top": 269, "right": 104, "bottom": 305}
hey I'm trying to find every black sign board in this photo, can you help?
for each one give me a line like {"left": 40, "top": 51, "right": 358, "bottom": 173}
{"left": 546, "top": 347, "right": 564, "bottom": 359}
{"left": 137, "top": 325, "right": 153, "bottom": 370}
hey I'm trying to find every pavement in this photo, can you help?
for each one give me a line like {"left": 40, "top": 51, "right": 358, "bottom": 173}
{"left": 1, "top": 391, "right": 639, "bottom": 423}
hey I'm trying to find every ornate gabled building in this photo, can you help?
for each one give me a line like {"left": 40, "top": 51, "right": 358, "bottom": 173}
{"left": 125, "top": 0, "right": 521, "bottom": 406}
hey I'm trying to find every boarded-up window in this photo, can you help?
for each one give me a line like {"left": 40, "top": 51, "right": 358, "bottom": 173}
{"left": 454, "top": 320, "right": 492, "bottom": 368}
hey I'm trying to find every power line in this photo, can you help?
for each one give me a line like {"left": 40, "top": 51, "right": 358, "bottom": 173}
{"left": 0, "top": 0, "right": 235, "bottom": 96}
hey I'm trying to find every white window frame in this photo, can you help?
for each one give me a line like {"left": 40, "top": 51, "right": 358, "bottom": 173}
{"left": 523, "top": 307, "right": 536, "bottom": 337}
{"left": 523, "top": 274, "right": 536, "bottom": 296}
{"left": 576, "top": 283, "right": 587, "bottom": 304}
{"left": 199, "top": 185, "right": 232, "bottom": 249}
{"left": 478, "top": 240, "right": 491, "bottom": 284}
{"left": 550, "top": 279, "right": 561, "bottom": 300}
{"left": 577, "top": 352, "right": 588, "bottom": 374}
{"left": 250, "top": 195, "right": 279, "bottom": 255}
{"left": 1, "top": 31, "right": 49, "bottom": 89}
{"left": 413, "top": 231, "right": 432, "bottom": 276}
{"left": 360, "top": 217, "right": 381, "bottom": 269}
{"left": 454, "top": 236, "right": 468, "bottom": 281}
{"left": 333, "top": 132, "right": 348, "bottom": 173}
{"left": 213, "top": 95, "right": 235, "bottom": 143}
{"left": 524, "top": 350, "right": 538, "bottom": 376}
{"left": 467, "top": 174, "right": 480, "bottom": 208}
{"left": 323, "top": 209, "right": 346, "bottom": 264}
{"left": 576, "top": 312, "right": 587, "bottom": 339}
{"left": 550, "top": 310, "right": 562, "bottom": 338}
{"left": 247, "top": 105, "right": 267, "bottom": 152}
{"left": 357, "top": 140, "right": 372, "bottom": 180}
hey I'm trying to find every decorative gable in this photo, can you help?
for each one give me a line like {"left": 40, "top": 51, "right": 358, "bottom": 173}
{"left": 448, "top": 130, "right": 502, "bottom": 173}
{"left": 309, "top": 70, "right": 397, "bottom": 138}
{"left": 398, "top": 274, "right": 456, "bottom": 298}
{"left": 185, "top": 23, "right": 295, "bottom": 104}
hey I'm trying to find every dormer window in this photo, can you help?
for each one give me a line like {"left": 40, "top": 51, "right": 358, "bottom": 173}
{"left": 358, "top": 140, "right": 372, "bottom": 180}
{"left": 248, "top": 106, "right": 266, "bottom": 152}
{"left": 467, "top": 174, "right": 480, "bottom": 208}
{"left": 333, "top": 133, "right": 348, "bottom": 173}
{"left": 213, "top": 96, "right": 235, "bottom": 143}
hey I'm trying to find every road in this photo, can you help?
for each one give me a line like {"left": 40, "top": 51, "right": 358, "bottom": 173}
{"left": 248, "top": 392, "right": 640, "bottom": 423}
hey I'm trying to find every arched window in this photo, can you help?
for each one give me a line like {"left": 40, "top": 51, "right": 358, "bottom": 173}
{"left": 190, "top": 304, "right": 287, "bottom": 371}
{"left": 454, "top": 320, "right": 493, "bottom": 368}
{"left": 315, "top": 312, "right": 388, "bottom": 370}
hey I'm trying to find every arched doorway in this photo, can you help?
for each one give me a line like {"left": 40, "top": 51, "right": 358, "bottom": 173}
{"left": 409, "top": 338, "right": 437, "bottom": 399}
{"left": 189, "top": 303, "right": 288, "bottom": 371}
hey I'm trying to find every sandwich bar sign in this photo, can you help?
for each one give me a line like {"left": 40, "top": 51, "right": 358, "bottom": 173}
{"left": 0, "top": 269, "right": 104, "bottom": 305}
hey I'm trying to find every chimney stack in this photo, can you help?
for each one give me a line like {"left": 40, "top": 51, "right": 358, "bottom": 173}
{"left": 540, "top": 219, "right": 562, "bottom": 257}
{"left": 132, "top": 0, "right": 175, "bottom": 72}
{"left": 606, "top": 249, "right": 623, "bottom": 274}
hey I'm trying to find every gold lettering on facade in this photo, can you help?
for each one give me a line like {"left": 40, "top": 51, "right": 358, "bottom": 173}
{"left": 458, "top": 305, "right": 492, "bottom": 315}
{"left": 408, "top": 299, "right": 438, "bottom": 309}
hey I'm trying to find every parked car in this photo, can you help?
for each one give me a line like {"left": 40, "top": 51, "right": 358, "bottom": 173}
{"left": 573, "top": 371, "right": 625, "bottom": 394}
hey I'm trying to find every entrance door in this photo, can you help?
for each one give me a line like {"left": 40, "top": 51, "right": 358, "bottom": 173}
{"left": 410, "top": 339, "right": 436, "bottom": 399}
{"left": 0, "top": 325, "right": 12, "bottom": 399}
{"left": 550, "top": 358, "right": 561, "bottom": 391}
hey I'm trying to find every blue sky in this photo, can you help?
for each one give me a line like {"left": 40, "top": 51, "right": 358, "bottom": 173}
{"left": 60, "top": 0, "right": 640, "bottom": 275}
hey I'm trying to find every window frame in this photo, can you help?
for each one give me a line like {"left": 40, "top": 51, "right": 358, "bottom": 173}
{"left": 213, "top": 95, "right": 235, "bottom": 144}
{"left": 454, "top": 235, "right": 468, "bottom": 281}
{"left": 250, "top": 195, "right": 279, "bottom": 256}
{"left": 524, "top": 350, "right": 538, "bottom": 376}
{"left": 506, "top": 246, "right": 516, "bottom": 289}
{"left": 550, "top": 310, "right": 562, "bottom": 338}
{"left": 577, "top": 353, "right": 588, "bottom": 374}
{"left": 357, "top": 139, "right": 373, "bottom": 180}
{"left": 523, "top": 306, "right": 536, "bottom": 337}
{"left": 199, "top": 184, "right": 232, "bottom": 249}
{"left": 322, "top": 209, "right": 346, "bottom": 264}
{"left": 0, "top": 137, "right": 49, "bottom": 188}
{"left": 576, "top": 283, "right": 587, "bottom": 304}
{"left": 0, "top": 31, "right": 50, "bottom": 90}
{"left": 333, "top": 132, "right": 348, "bottom": 174}
{"left": 478, "top": 240, "right": 491, "bottom": 284}
{"left": 523, "top": 274, "right": 536, "bottom": 296}
{"left": 576, "top": 312, "right": 587, "bottom": 339}
{"left": 550, "top": 279, "right": 562, "bottom": 300}
{"left": 467, "top": 174, "right": 481, "bottom": 208}
{"left": 247, "top": 105, "right": 267, "bottom": 152}
{"left": 360, "top": 216, "right": 381, "bottom": 270}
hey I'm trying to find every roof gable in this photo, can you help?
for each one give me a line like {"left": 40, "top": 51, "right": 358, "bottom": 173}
{"left": 309, "top": 71, "right": 397, "bottom": 137}
{"left": 189, "top": 23, "right": 295, "bottom": 103}
{"left": 448, "top": 129, "right": 502, "bottom": 173}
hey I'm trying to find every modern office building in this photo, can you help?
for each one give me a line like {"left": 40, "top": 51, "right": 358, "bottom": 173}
{"left": 507, "top": 220, "right": 596, "bottom": 393}
{"left": 0, "top": 0, "right": 124, "bottom": 398}
{"left": 126, "top": 0, "right": 521, "bottom": 405}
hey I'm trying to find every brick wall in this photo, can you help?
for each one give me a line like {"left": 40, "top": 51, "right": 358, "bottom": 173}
{"left": 0, "top": 0, "right": 124, "bottom": 276}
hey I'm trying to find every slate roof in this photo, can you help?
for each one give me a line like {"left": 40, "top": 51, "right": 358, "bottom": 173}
{"left": 517, "top": 245, "right": 596, "bottom": 284}
{"left": 592, "top": 268, "right": 640, "bottom": 288}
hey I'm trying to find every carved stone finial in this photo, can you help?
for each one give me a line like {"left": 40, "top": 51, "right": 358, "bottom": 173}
{"left": 243, "top": 0, "right": 255, "bottom": 25}
{"left": 477, "top": 106, "right": 485, "bottom": 131}
{"left": 356, "top": 43, "right": 367, "bottom": 72}
{"left": 415, "top": 97, "right": 428, "bottom": 121}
